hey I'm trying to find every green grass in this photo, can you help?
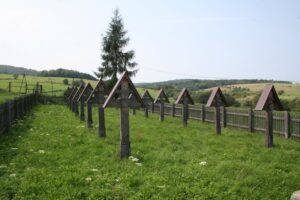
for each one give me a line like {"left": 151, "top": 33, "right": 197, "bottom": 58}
{"left": 0, "top": 105, "right": 300, "bottom": 199}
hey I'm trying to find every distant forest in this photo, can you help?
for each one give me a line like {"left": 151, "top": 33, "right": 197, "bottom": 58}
{"left": 136, "top": 79, "right": 291, "bottom": 91}
{"left": 0, "top": 65, "right": 96, "bottom": 80}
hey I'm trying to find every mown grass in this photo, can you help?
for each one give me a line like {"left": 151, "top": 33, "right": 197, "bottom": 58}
{"left": 0, "top": 104, "right": 300, "bottom": 199}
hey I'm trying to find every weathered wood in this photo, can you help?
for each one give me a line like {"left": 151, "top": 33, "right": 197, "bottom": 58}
{"left": 182, "top": 98, "right": 188, "bottom": 127}
{"left": 80, "top": 98, "right": 85, "bottom": 121}
{"left": 222, "top": 107, "right": 227, "bottom": 127}
{"left": 144, "top": 104, "right": 149, "bottom": 118}
{"left": 284, "top": 111, "right": 291, "bottom": 139}
{"left": 98, "top": 105, "right": 106, "bottom": 137}
{"left": 265, "top": 110, "right": 273, "bottom": 147}
{"left": 87, "top": 101, "right": 93, "bottom": 128}
{"left": 151, "top": 102, "right": 154, "bottom": 113}
{"left": 120, "top": 79, "right": 131, "bottom": 159}
{"left": 171, "top": 103, "right": 175, "bottom": 117}
{"left": 132, "top": 108, "right": 136, "bottom": 115}
{"left": 160, "top": 97, "right": 164, "bottom": 122}
{"left": 75, "top": 101, "right": 79, "bottom": 116}
{"left": 202, "top": 104, "right": 206, "bottom": 122}
{"left": 141, "top": 89, "right": 153, "bottom": 118}
{"left": 215, "top": 107, "right": 221, "bottom": 134}
{"left": 248, "top": 109, "right": 254, "bottom": 132}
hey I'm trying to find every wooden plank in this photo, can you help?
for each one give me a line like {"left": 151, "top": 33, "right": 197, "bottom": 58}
{"left": 284, "top": 111, "right": 291, "bottom": 139}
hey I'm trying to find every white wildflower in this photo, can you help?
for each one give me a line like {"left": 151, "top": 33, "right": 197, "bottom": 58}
{"left": 38, "top": 150, "right": 45, "bottom": 154}
{"left": 0, "top": 165, "right": 7, "bottom": 169}
{"left": 11, "top": 148, "right": 18, "bottom": 150}
{"left": 199, "top": 161, "right": 207, "bottom": 166}
{"left": 132, "top": 158, "right": 139, "bottom": 162}
{"left": 128, "top": 156, "right": 134, "bottom": 160}
{"left": 91, "top": 169, "right": 98, "bottom": 172}
{"left": 115, "top": 178, "right": 119, "bottom": 182}
{"left": 135, "top": 163, "right": 142, "bottom": 166}
{"left": 85, "top": 177, "right": 92, "bottom": 182}
{"left": 9, "top": 173, "right": 16, "bottom": 177}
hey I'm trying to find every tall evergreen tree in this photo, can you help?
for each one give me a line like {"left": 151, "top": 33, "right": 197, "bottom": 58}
{"left": 96, "top": 9, "right": 138, "bottom": 88}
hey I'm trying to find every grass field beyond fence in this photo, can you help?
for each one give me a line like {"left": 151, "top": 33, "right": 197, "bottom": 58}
{"left": 0, "top": 105, "right": 300, "bottom": 199}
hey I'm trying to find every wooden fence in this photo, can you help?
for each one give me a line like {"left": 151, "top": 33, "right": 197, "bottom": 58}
{"left": 0, "top": 93, "right": 39, "bottom": 135}
{"left": 150, "top": 103, "right": 300, "bottom": 138}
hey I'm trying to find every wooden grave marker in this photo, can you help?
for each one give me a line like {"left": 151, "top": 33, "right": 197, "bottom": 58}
{"left": 72, "top": 83, "right": 85, "bottom": 116}
{"left": 141, "top": 89, "right": 154, "bottom": 118}
{"left": 86, "top": 79, "right": 109, "bottom": 137}
{"left": 175, "top": 88, "right": 194, "bottom": 127}
{"left": 255, "top": 84, "right": 284, "bottom": 147}
{"left": 206, "top": 87, "right": 227, "bottom": 134}
{"left": 68, "top": 87, "right": 78, "bottom": 111}
{"left": 77, "top": 83, "right": 93, "bottom": 121}
{"left": 153, "top": 89, "right": 170, "bottom": 122}
{"left": 103, "top": 71, "right": 144, "bottom": 159}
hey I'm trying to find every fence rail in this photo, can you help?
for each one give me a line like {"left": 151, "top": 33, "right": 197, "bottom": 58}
{"left": 150, "top": 103, "right": 300, "bottom": 138}
{"left": 0, "top": 94, "right": 39, "bottom": 135}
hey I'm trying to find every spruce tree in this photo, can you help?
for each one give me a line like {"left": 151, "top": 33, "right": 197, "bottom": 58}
{"left": 96, "top": 9, "right": 138, "bottom": 88}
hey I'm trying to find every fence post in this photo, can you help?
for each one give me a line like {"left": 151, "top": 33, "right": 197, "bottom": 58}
{"left": 182, "top": 102, "right": 188, "bottom": 127}
{"left": 222, "top": 106, "right": 227, "bottom": 127}
{"left": 8, "top": 82, "right": 11, "bottom": 93}
{"left": 87, "top": 101, "right": 93, "bottom": 128}
{"left": 215, "top": 107, "right": 221, "bottom": 134}
{"left": 132, "top": 108, "right": 136, "bottom": 115}
{"left": 151, "top": 102, "right": 154, "bottom": 113}
{"left": 248, "top": 108, "right": 254, "bottom": 133}
{"left": 4, "top": 102, "right": 10, "bottom": 131}
{"left": 160, "top": 100, "right": 164, "bottom": 122}
{"left": 284, "top": 111, "right": 291, "bottom": 139}
{"left": 265, "top": 110, "right": 273, "bottom": 147}
{"left": 171, "top": 103, "right": 175, "bottom": 117}
{"left": 144, "top": 102, "right": 149, "bottom": 118}
{"left": 201, "top": 104, "right": 206, "bottom": 122}
{"left": 75, "top": 102, "right": 79, "bottom": 116}
{"left": 98, "top": 105, "right": 106, "bottom": 137}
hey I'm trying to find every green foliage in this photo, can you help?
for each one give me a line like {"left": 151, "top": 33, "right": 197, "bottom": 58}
{"left": 39, "top": 68, "right": 96, "bottom": 81}
{"left": 96, "top": 9, "right": 138, "bottom": 89}
{"left": 62, "top": 79, "right": 69, "bottom": 85}
{"left": 0, "top": 105, "right": 300, "bottom": 199}
{"left": 72, "top": 79, "right": 85, "bottom": 87}
{"left": 0, "top": 65, "right": 39, "bottom": 75}
{"left": 12, "top": 74, "right": 18, "bottom": 80}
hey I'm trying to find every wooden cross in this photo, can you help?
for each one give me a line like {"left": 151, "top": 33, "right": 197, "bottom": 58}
{"left": 72, "top": 83, "right": 85, "bottom": 116}
{"left": 153, "top": 89, "right": 169, "bottom": 122}
{"left": 175, "top": 88, "right": 194, "bottom": 127}
{"left": 206, "top": 87, "right": 227, "bottom": 134}
{"left": 86, "top": 79, "right": 109, "bottom": 137}
{"left": 77, "top": 83, "right": 93, "bottom": 121}
{"left": 103, "top": 71, "right": 144, "bottom": 159}
{"left": 141, "top": 89, "right": 154, "bottom": 118}
{"left": 255, "top": 84, "right": 283, "bottom": 147}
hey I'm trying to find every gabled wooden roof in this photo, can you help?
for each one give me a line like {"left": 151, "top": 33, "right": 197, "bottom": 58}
{"left": 255, "top": 84, "right": 283, "bottom": 111}
{"left": 103, "top": 71, "right": 144, "bottom": 108}
{"left": 153, "top": 89, "right": 170, "bottom": 103}
{"left": 68, "top": 87, "right": 77, "bottom": 100}
{"left": 78, "top": 83, "right": 93, "bottom": 101}
{"left": 206, "top": 87, "right": 227, "bottom": 107}
{"left": 141, "top": 89, "right": 154, "bottom": 102}
{"left": 86, "top": 79, "right": 109, "bottom": 103}
{"left": 175, "top": 88, "right": 194, "bottom": 105}
{"left": 72, "top": 83, "right": 85, "bottom": 101}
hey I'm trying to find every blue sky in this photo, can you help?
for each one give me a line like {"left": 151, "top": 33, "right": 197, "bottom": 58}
{"left": 0, "top": 0, "right": 299, "bottom": 82}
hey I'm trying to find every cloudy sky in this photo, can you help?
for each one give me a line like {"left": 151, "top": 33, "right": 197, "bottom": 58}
{"left": 0, "top": 0, "right": 299, "bottom": 82}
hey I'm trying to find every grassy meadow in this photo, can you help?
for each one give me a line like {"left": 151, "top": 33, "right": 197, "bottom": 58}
{"left": 0, "top": 104, "right": 300, "bottom": 199}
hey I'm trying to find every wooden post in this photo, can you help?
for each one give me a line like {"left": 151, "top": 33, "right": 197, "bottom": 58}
{"left": 80, "top": 98, "right": 85, "bottom": 121}
{"left": 120, "top": 80, "right": 131, "bottom": 159}
{"left": 284, "top": 111, "right": 291, "bottom": 139}
{"left": 160, "top": 97, "right": 164, "bottom": 122}
{"left": 182, "top": 97, "right": 188, "bottom": 127}
{"left": 8, "top": 82, "right": 11, "bottom": 93}
{"left": 87, "top": 101, "right": 93, "bottom": 128}
{"left": 98, "top": 105, "right": 106, "bottom": 137}
{"left": 202, "top": 104, "right": 206, "bottom": 122}
{"left": 151, "top": 102, "right": 154, "bottom": 113}
{"left": 132, "top": 108, "right": 136, "bottom": 115}
{"left": 25, "top": 83, "right": 28, "bottom": 94}
{"left": 4, "top": 102, "right": 10, "bottom": 131}
{"left": 215, "top": 107, "right": 221, "bottom": 134}
{"left": 265, "top": 110, "right": 273, "bottom": 147}
{"left": 222, "top": 106, "right": 227, "bottom": 127}
{"left": 75, "top": 102, "right": 79, "bottom": 116}
{"left": 248, "top": 108, "right": 254, "bottom": 132}
{"left": 171, "top": 103, "right": 175, "bottom": 117}
{"left": 144, "top": 101, "right": 149, "bottom": 118}
{"left": 14, "top": 99, "right": 18, "bottom": 122}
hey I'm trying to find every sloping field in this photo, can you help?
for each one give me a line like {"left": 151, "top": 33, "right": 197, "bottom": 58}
{"left": 0, "top": 105, "right": 300, "bottom": 199}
